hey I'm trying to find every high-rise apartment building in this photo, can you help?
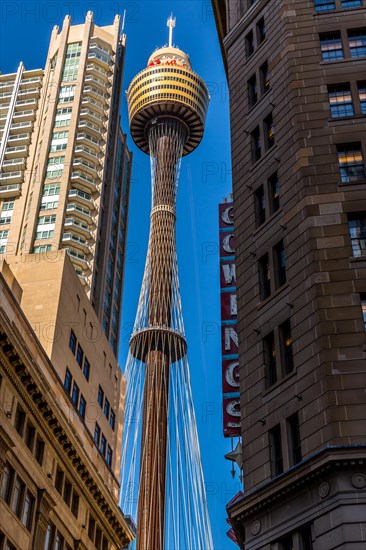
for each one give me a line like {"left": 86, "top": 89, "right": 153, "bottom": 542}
{"left": 212, "top": 1, "right": 366, "bottom": 548}
{"left": 0, "top": 11, "right": 132, "bottom": 355}
{"left": 0, "top": 11, "right": 134, "bottom": 550}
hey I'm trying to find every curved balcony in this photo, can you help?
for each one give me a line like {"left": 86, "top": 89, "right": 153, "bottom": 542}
{"left": 84, "top": 75, "right": 110, "bottom": 92}
{"left": 81, "top": 96, "right": 105, "bottom": 115}
{"left": 68, "top": 188, "right": 95, "bottom": 209}
{"left": 78, "top": 119, "right": 104, "bottom": 136}
{"left": 76, "top": 132, "right": 100, "bottom": 149}
{"left": 64, "top": 217, "right": 94, "bottom": 240}
{"left": 66, "top": 204, "right": 95, "bottom": 224}
{"left": 80, "top": 107, "right": 103, "bottom": 125}
{"left": 86, "top": 63, "right": 110, "bottom": 81}
{"left": 4, "top": 145, "right": 28, "bottom": 158}
{"left": 83, "top": 85, "right": 107, "bottom": 103}
{"left": 9, "top": 121, "right": 33, "bottom": 134}
{"left": 12, "top": 109, "right": 36, "bottom": 122}
{"left": 71, "top": 171, "right": 99, "bottom": 194}
{"left": 74, "top": 145, "right": 101, "bottom": 163}
{"left": 62, "top": 232, "right": 90, "bottom": 254}
{"left": 2, "top": 158, "right": 25, "bottom": 171}
{"left": 87, "top": 51, "right": 111, "bottom": 71}
{"left": 7, "top": 133, "right": 31, "bottom": 145}
{"left": 73, "top": 159, "right": 100, "bottom": 181}
{"left": 66, "top": 247, "right": 91, "bottom": 271}
{"left": 15, "top": 99, "right": 37, "bottom": 109}
{"left": 0, "top": 171, "right": 23, "bottom": 184}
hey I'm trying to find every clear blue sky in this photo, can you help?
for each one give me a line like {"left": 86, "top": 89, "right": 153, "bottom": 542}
{"left": 0, "top": 2, "right": 238, "bottom": 548}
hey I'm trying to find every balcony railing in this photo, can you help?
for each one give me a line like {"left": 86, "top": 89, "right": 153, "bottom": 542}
{"left": 0, "top": 184, "right": 21, "bottom": 197}
{"left": 0, "top": 171, "right": 23, "bottom": 183}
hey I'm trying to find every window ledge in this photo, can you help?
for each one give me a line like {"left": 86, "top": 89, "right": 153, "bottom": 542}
{"left": 329, "top": 114, "right": 366, "bottom": 123}
{"left": 262, "top": 369, "right": 297, "bottom": 398}
{"left": 338, "top": 181, "right": 366, "bottom": 190}
{"left": 253, "top": 207, "right": 283, "bottom": 236}
{"left": 349, "top": 255, "right": 366, "bottom": 267}
{"left": 320, "top": 57, "right": 366, "bottom": 65}
{"left": 248, "top": 88, "right": 272, "bottom": 116}
{"left": 250, "top": 144, "right": 278, "bottom": 172}
{"left": 257, "top": 282, "right": 290, "bottom": 311}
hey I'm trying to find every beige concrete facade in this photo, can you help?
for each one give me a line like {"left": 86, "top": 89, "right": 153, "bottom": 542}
{"left": 0, "top": 263, "right": 134, "bottom": 549}
{"left": 0, "top": 12, "right": 132, "bottom": 355}
{"left": 212, "top": 0, "right": 366, "bottom": 548}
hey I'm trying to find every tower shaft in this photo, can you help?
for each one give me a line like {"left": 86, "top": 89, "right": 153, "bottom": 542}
{"left": 136, "top": 119, "right": 186, "bottom": 549}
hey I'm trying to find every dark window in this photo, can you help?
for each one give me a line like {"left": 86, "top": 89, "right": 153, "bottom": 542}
{"left": 248, "top": 74, "right": 257, "bottom": 107}
{"left": 287, "top": 413, "right": 302, "bottom": 465}
{"left": 71, "top": 382, "right": 79, "bottom": 406}
{"left": 110, "top": 410, "right": 116, "bottom": 431}
{"left": 337, "top": 143, "right": 365, "bottom": 182}
{"left": 268, "top": 172, "right": 280, "bottom": 213}
{"left": 264, "top": 113, "right": 275, "bottom": 149}
{"left": 358, "top": 81, "right": 366, "bottom": 114}
{"left": 71, "top": 491, "right": 79, "bottom": 518}
{"left": 257, "top": 17, "right": 266, "bottom": 43}
{"left": 100, "top": 434, "right": 107, "bottom": 456}
{"left": 280, "top": 319, "right": 294, "bottom": 374}
{"left": 25, "top": 421, "right": 36, "bottom": 452}
{"left": 246, "top": 30, "right": 254, "bottom": 57}
{"left": 97, "top": 386, "right": 104, "bottom": 407}
{"left": 320, "top": 32, "right": 344, "bottom": 61}
{"left": 102, "top": 536, "right": 108, "bottom": 550}
{"left": 15, "top": 405, "right": 26, "bottom": 437}
{"left": 273, "top": 240, "right": 286, "bottom": 288}
{"left": 45, "top": 523, "right": 56, "bottom": 550}
{"left": 69, "top": 330, "right": 76, "bottom": 354}
{"left": 1, "top": 463, "right": 14, "bottom": 504}
{"left": 328, "top": 84, "right": 354, "bottom": 117}
{"left": 263, "top": 332, "right": 277, "bottom": 386}
{"left": 348, "top": 213, "right": 366, "bottom": 257}
{"left": 269, "top": 425, "right": 283, "bottom": 476}
{"left": 95, "top": 528, "right": 102, "bottom": 550}
{"left": 79, "top": 395, "right": 86, "bottom": 420}
{"left": 361, "top": 294, "right": 366, "bottom": 331}
{"left": 94, "top": 423, "right": 101, "bottom": 446}
{"left": 255, "top": 186, "right": 265, "bottom": 226}
{"left": 260, "top": 61, "right": 270, "bottom": 94}
{"left": 55, "top": 467, "right": 64, "bottom": 494}
{"left": 35, "top": 437, "right": 45, "bottom": 466}
{"left": 88, "top": 515, "right": 96, "bottom": 541}
{"left": 299, "top": 525, "right": 314, "bottom": 550}
{"left": 314, "top": 0, "right": 335, "bottom": 12}
{"left": 64, "top": 368, "right": 72, "bottom": 393}
{"left": 83, "top": 357, "right": 90, "bottom": 381}
{"left": 76, "top": 344, "right": 84, "bottom": 367}
{"left": 279, "top": 535, "right": 294, "bottom": 550}
{"left": 106, "top": 445, "right": 113, "bottom": 466}
{"left": 259, "top": 253, "right": 271, "bottom": 300}
{"left": 63, "top": 478, "right": 72, "bottom": 506}
{"left": 12, "top": 476, "right": 25, "bottom": 518}
{"left": 251, "top": 126, "right": 261, "bottom": 162}
{"left": 348, "top": 29, "right": 366, "bottom": 58}
{"left": 103, "top": 398, "right": 110, "bottom": 419}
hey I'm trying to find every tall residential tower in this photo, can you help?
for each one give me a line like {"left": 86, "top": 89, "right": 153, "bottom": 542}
{"left": 213, "top": 1, "right": 366, "bottom": 548}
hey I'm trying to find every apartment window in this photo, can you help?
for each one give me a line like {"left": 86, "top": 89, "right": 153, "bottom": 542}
{"left": 12, "top": 476, "right": 25, "bottom": 517}
{"left": 280, "top": 319, "right": 294, "bottom": 374}
{"left": 64, "top": 368, "right": 72, "bottom": 394}
{"left": 264, "top": 113, "right": 275, "bottom": 149}
{"left": 320, "top": 32, "right": 344, "bottom": 61}
{"left": 278, "top": 535, "right": 294, "bottom": 550}
{"left": 248, "top": 74, "right": 257, "bottom": 107}
{"left": 103, "top": 398, "right": 110, "bottom": 420}
{"left": 69, "top": 330, "right": 76, "bottom": 354}
{"left": 337, "top": 143, "right": 365, "bottom": 182}
{"left": 71, "top": 382, "right": 80, "bottom": 407}
{"left": 259, "top": 253, "right": 271, "bottom": 299}
{"left": 55, "top": 467, "right": 64, "bottom": 494}
{"left": 251, "top": 126, "right": 261, "bottom": 162}
{"left": 358, "top": 82, "right": 366, "bottom": 114}
{"left": 348, "top": 213, "right": 366, "bottom": 257}
{"left": 287, "top": 413, "right": 302, "bottom": 465}
{"left": 255, "top": 185, "right": 266, "bottom": 226}
{"left": 76, "top": 344, "right": 84, "bottom": 367}
{"left": 348, "top": 29, "right": 366, "bottom": 58}
{"left": 263, "top": 332, "right": 277, "bottom": 386}
{"left": 273, "top": 240, "right": 286, "bottom": 288}
{"left": 110, "top": 410, "right": 116, "bottom": 431}
{"left": 342, "top": 0, "right": 362, "bottom": 6}
{"left": 88, "top": 516, "right": 96, "bottom": 540}
{"left": 328, "top": 84, "right": 354, "bottom": 117}
{"left": 22, "top": 491, "right": 35, "bottom": 531}
{"left": 1, "top": 463, "right": 14, "bottom": 504}
{"left": 79, "top": 395, "right": 86, "bottom": 420}
{"left": 360, "top": 294, "right": 366, "bottom": 330}
{"left": 33, "top": 245, "right": 52, "bottom": 254}
{"left": 94, "top": 423, "right": 101, "bottom": 446}
{"left": 83, "top": 357, "right": 90, "bottom": 381}
{"left": 0, "top": 230, "right": 9, "bottom": 253}
{"left": 97, "top": 386, "right": 104, "bottom": 407}
{"left": 106, "top": 445, "right": 113, "bottom": 467}
{"left": 269, "top": 425, "right": 283, "bottom": 476}
{"left": 314, "top": 0, "right": 335, "bottom": 12}
{"left": 256, "top": 17, "right": 266, "bottom": 43}
{"left": 0, "top": 200, "right": 14, "bottom": 225}
{"left": 35, "top": 437, "right": 45, "bottom": 466}
{"left": 299, "top": 525, "right": 314, "bottom": 550}
{"left": 268, "top": 172, "right": 280, "bottom": 213}
{"left": 71, "top": 491, "right": 79, "bottom": 518}
{"left": 25, "top": 421, "right": 36, "bottom": 452}
{"left": 260, "top": 61, "right": 270, "bottom": 94}
{"left": 15, "top": 405, "right": 26, "bottom": 437}
{"left": 100, "top": 434, "right": 107, "bottom": 456}
{"left": 246, "top": 30, "right": 254, "bottom": 57}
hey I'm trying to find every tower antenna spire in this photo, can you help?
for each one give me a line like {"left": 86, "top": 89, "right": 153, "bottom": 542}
{"left": 167, "top": 13, "right": 176, "bottom": 47}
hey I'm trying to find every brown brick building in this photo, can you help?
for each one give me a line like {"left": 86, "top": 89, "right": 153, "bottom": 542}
{"left": 212, "top": 1, "right": 366, "bottom": 548}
